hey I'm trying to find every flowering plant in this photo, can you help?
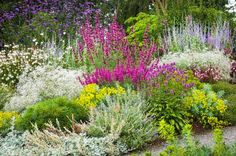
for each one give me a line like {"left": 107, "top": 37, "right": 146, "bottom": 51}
{"left": 163, "top": 17, "right": 232, "bottom": 52}
{"left": 0, "top": 45, "right": 46, "bottom": 86}
{"left": 225, "top": 0, "right": 236, "bottom": 14}
{"left": 184, "top": 84, "right": 228, "bottom": 128}
{"left": 76, "top": 83, "right": 125, "bottom": 108}
{"left": 0, "top": 1, "right": 99, "bottom": 47}
{"left": 5, "top": 65, "right": 84, "bottom": 111}
{"left": 75, "top": 17, "right": 158, "bottom": 72}
{"left": 193, "top": 67, "right": 221, "bottom": 83}
{"left": 146, "top": 68, "right": 195, "bottom": 133}
{"left": 0, "top": 111, "right": 19, "bottom": 134}
{"left": 161, "top": 50, "right": 232, "bottom": 82}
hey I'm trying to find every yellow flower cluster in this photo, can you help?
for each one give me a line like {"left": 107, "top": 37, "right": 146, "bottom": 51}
{"left": 0, "top": 111, "right": 19, "bottom": 128}
{"left": 184, "top": 88, "right": 228, "bottom": 128}
{"left": 206, "top": 116, "right": 228, "bottom": 128}
{"left": 77, "top": 84, "right": 125, "bottom": 108}
{"left": 216, "top": 99, "right": 227, "bottom": 114}
{"left": 192, "top": 90, "right": 206, "bottom": 104}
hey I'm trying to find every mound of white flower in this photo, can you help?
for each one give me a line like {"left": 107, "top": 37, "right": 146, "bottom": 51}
{"left": 161, "top": 50, "right": 231, "bottom": 80}
{"left": 5, "top": 65, "right": 84, "bottom": 111}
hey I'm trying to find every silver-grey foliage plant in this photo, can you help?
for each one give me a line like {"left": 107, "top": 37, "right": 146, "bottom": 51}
{"left": 87, "top": 90, "right": 157, "bottom": 150}
{"left": 0, "top": 122, "right": 127, "bottom": 156}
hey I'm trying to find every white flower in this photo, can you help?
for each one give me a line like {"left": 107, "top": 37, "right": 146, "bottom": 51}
{"left": 161, "top": 50, "right": 231, "bottom": 80}
{"left": 5, "top": 65, "right": 84, "bottom": 111}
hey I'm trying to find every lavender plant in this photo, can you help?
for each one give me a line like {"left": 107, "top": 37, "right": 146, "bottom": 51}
{"left": 163, "top": 17, "right": 232, "bottom": 52}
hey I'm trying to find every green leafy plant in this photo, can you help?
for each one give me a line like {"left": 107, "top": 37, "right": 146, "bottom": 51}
{"left": 184, "top": 84, "right": 228, "bottom": 128}
{"left": 148, "top": 89, "right": 189, "bottom": 133}
{"left": 224, "top": 98, "right": 236, "bottom": 125}
{"left": 213, "top": 128, "right": 226, "bottom": 155}
{"left": 157, "top": 119, "right": 175, "bottom": 140}
{"left": 125, "top": 12, "right": 161, "bottom": 44}
{"left": 186, "top": 70, "right": 203, "bottom": 89}
{"left": 188, "top": 6, "right": 227, "bottom": 24}
{"left": 15, "top": 97, "right": 89, "bottom": 131}
{"left": 212, "top": 81, "right": 236, "bottom": 97}
{"left": 87, "top": 91, "right": 156, "bottom": 149}
{"left": 0, "top": 111, "right": 19, "bottom": 135}
{"left": 147, "top": 72, "right": 193, "bottom": 133}
{"left": 159, "top": 125, "right": 232, "bottom": 156}
{"left": 211, "top": 81, "right": 236, "bottom": 125}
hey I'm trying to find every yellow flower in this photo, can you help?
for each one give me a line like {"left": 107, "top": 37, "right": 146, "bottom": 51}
{"left": 83, "top": 83, "right": 98, "bottom": 94}
{"left": 209, "top": 91, "right": 217, "bottom": 102}
{"left": 184, "top": 97, "right": 194, "bottom": 108}
{"left": 192, "top": 90, "right": 206, "bottom": 103}
{"left": 78, "top": 84, "right": 126, "bottom": 108}
{"left": 0, "top": 111, "right": 19, "bottom": 128}
{"left": 216, "top": 99, "right": 227, "bottom": 114}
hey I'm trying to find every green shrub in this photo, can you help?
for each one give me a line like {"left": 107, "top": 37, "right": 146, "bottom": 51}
{"left": 148, "top": 89, "right": 189, "bottom": 133}
{"left": 225, "top": 94, "right": 236, "bottom": 105}
{"left": 15, "top": 97, "right": 89, "bottom": 131}
{"left": 188, "top": 6, "right": 227, "bottom": 24}
{"left": 224, "top": 101, "right": 236, "bottom": 125}
{"left": 147, "top": 73, "right": 192, "bottom": 133}
{"left": 0, "top": 111, "right": 19, "bottom": 135}
{"left": 212, "top": 81, "right": 236, "bottom": 97}
{"left": 124, "top": 12, "right": 161, "bottom": 44}
{"left": 0, "top": 86, "right": 13, "bottom": 110}
{"left": 157, "top": 119, "right": 176, "bottom": 140}
{"left": 184, "top": 84, "right": 228, "bottom": 128}
{"left": 212, "top": 82, "right": 236, "bottom": 125}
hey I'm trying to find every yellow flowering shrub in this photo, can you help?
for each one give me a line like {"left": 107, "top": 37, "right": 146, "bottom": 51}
{"left": 157, "top": 119, "right": 176, "bottom": 140}
{"left": 184, "top": 84, "right": 228, "bottom": 128}
{"left": 76, "top": 84, "right": 125, "bottom": 108}
{"left": 0, "top": 111, "right": 19, "bottom": 133}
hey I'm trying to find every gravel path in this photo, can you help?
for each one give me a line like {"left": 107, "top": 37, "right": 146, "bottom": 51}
{"left": 127, "top": 126, "right": 236, "bottom": 155}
